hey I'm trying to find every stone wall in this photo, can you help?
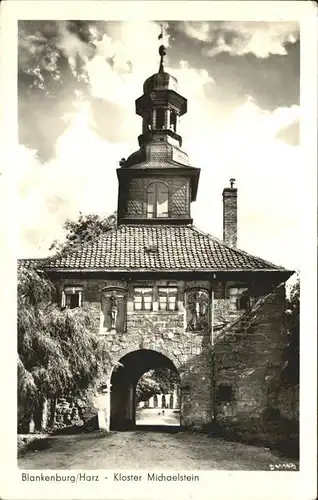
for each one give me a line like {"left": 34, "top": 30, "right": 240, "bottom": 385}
{"left": 55, "top": 277, "right": 216, "bottom": 426}
{"left": 213, "top": 283, "right": 298, "bottom": 453}
{"left": 53, "top": 275, "right": 296, "bottom": 435}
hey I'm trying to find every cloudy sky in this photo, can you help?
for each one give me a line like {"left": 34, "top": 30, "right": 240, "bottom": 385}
{"left": 15, "top": 19, "right": 302, "bottom": 270}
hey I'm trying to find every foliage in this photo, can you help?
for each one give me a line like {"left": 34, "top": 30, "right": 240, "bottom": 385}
{"left": 18, "top": 267, "right": 113, "bottom": 422}
{"left": 49, "top": 212, "right": 117, "bottom": 254}
{"left": 136, "top": 368, "right": 179, "bottom": 403}
{"left": 282, "top": 276, "right": 299, "bottom": 385}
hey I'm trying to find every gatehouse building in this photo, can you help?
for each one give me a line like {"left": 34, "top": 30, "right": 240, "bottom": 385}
{"left": 19, "top": 40, "right": 294, "bottom": 436}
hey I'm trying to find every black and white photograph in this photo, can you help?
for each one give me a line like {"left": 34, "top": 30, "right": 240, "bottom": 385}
{"left": 0, "top": 2, "right": 317, "bottom": 500}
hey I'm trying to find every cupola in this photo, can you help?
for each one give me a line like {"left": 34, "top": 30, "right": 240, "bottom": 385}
{"left": 116, "top": 32, "right": 200, "bottom": 226}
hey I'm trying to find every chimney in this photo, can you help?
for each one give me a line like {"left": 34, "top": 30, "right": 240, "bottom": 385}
{"left": 222, "top": 178, "right": 237, "bottom": 248}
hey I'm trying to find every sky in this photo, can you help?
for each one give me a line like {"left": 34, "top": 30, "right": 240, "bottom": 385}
{"left": 16, "top": 19, "right": 302, "bottom": 270}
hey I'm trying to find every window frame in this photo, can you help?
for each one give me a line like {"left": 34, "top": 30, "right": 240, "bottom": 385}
{"left": 146, "top": 182, "right": 169, "bottom": 219}
{"left": 228, "top": 287, "right": 249, "bottom": 311}
{"left": 158, "top": 287, "right": 178, "bottom": 312}
{"left": 133, "top": 287, "right": 154, "bottom": 312}
{"left": 62, "top": 286, "right": 83, "bottom": 309}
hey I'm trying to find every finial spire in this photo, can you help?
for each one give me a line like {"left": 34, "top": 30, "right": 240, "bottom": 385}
{"left": 158, "top": 24, "right": 167, "bottom": 73}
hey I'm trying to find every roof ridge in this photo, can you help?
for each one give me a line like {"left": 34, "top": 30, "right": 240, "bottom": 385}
{"left": 190, "top": 225, "right": 285, "bottom": 270}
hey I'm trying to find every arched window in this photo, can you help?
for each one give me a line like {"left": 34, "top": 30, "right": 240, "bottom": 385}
{"left": 147, "top": 182, "right": 168, "bottom": 218}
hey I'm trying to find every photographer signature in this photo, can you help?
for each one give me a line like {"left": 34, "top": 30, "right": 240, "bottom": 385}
{"left": 269, "top": 463, "right": 297, "bottom": 471}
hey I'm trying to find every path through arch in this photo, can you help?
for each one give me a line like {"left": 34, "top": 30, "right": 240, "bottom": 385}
{"left": 110, "top": 349, "right": 180, "bottom": 431}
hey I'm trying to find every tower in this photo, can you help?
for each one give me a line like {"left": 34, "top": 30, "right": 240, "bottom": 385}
{"left": 117, "top": 40, "right": 200, "bottom": 225}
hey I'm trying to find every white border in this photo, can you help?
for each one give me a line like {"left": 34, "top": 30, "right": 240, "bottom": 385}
{"left": 0, "top": 2, "right": 317, "bottom": 499}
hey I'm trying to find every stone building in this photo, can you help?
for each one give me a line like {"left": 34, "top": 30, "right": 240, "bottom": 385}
{"left": 138, "top": 387, "right": 180, "bottom": 410}
{"left": 19, "top": 43, "right": 295, "bottom": 438}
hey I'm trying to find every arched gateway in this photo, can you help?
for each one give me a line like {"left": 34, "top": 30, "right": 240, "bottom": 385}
{"left": 110, "top": 348, "right": 180, "bottom": 430}
{"left": 21, "top": 37, "right": 292, "bottom": 436}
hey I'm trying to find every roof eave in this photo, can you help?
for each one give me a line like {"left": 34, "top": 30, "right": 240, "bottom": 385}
{"left": 42, "top": 267, "right": 293, "bottom": 276}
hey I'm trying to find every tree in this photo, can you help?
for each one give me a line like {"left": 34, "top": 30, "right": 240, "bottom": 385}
{"left": 49, "top": 212, "right": 117, "bottom": 254}
{"left": 136, "top": 368, "right": 179, "bottom": 403}
{"left": 18, "top": 266, "right": 114, "bottom": 430}
{"left": 283, "top": 276, "right": 300, "bottom": 385}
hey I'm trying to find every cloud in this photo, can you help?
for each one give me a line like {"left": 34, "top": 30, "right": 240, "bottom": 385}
{"left": 16, "top": 26, "right": 216, "bottom": 257}
{"left": 16, "top": 21, "right": 301, "bottom": 270}
{"left": 189, "top": 99, "right": 302, "bottom": 269}
{"left": 275, "top": 119, "right": 299, "bottom": 146}
{"left": 182, "top": 21, "right": 299, "bottom": 58}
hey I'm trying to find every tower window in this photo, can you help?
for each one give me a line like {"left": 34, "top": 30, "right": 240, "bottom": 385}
{"left": 147, "top": 182, "right": 168, "bottom": 218}
{"left": 155, "top": 108, "right": 165, "bottom": 129}
{"left": 170, "top": 110, "right": 177, "bottom": 132}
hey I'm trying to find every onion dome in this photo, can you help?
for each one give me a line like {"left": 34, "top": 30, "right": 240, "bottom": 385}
{"left": 143, "top": 72, "right": 178, "bottom": 94}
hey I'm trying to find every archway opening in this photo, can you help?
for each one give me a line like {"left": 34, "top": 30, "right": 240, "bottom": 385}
{"left": 110, "top": 349, "right": 180, "bottom": 431}
{"left": 136, "top": 367, "right": 180, "bottom": 427}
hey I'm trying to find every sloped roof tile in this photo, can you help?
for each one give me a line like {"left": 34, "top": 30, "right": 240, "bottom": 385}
{"left": 18, "top": 225, "right": 288, "bottom": 273}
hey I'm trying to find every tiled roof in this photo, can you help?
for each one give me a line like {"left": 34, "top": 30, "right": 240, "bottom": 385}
{"left": 19, "top": 225, "right": 287, "bottom": 273}
{"left": 17, "top": 258, "right": 48, "bottom": 270}
{"left": 124, "top": 142, "right": 191, "bottom": 169}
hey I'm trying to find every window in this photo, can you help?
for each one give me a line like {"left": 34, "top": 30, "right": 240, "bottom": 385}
{"left": 169, "top": 110, "right": 177, "bottom": 132}
{"left": 158, "top": 287, "right": 178, "bottom": 311}
{"left": 217, "top": 385, "right": 233, "bottom": 403}
{"left": 147, "top": 182, "right": 168, "bottom": 218}
{"left": 229, "top": 287, "right": 249, "bottom": 311}
{"left": 62, "top": 286, "right": 83, "bottom": 309}
{"left": 134, "top": 288, "right": 153, "bottom": 311}
{"left": 155, "top": 108, "right": 165, "bottom": 129}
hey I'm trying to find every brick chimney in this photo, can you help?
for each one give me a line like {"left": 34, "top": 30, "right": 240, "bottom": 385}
{"left": 222, "top": 178, "right": 237, "bottom": 248}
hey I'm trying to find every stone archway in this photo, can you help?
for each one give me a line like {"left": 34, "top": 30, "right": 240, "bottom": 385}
{"left": 109, "top": 348, "right": 181, "bottom": 431}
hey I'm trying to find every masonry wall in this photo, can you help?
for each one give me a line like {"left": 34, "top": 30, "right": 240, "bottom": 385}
{"left": 56, "top": 277, "right": 217, "bottom": 427}
{"left": 53, "top": 275, "right": 296, "bottom": 436}
{"left": 213, "top": 283, "right": 299, "bottom": 453}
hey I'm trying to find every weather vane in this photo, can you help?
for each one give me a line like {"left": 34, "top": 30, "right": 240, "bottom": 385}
{"left": 158, "top": 24, "right": 167, "bottom": 73}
